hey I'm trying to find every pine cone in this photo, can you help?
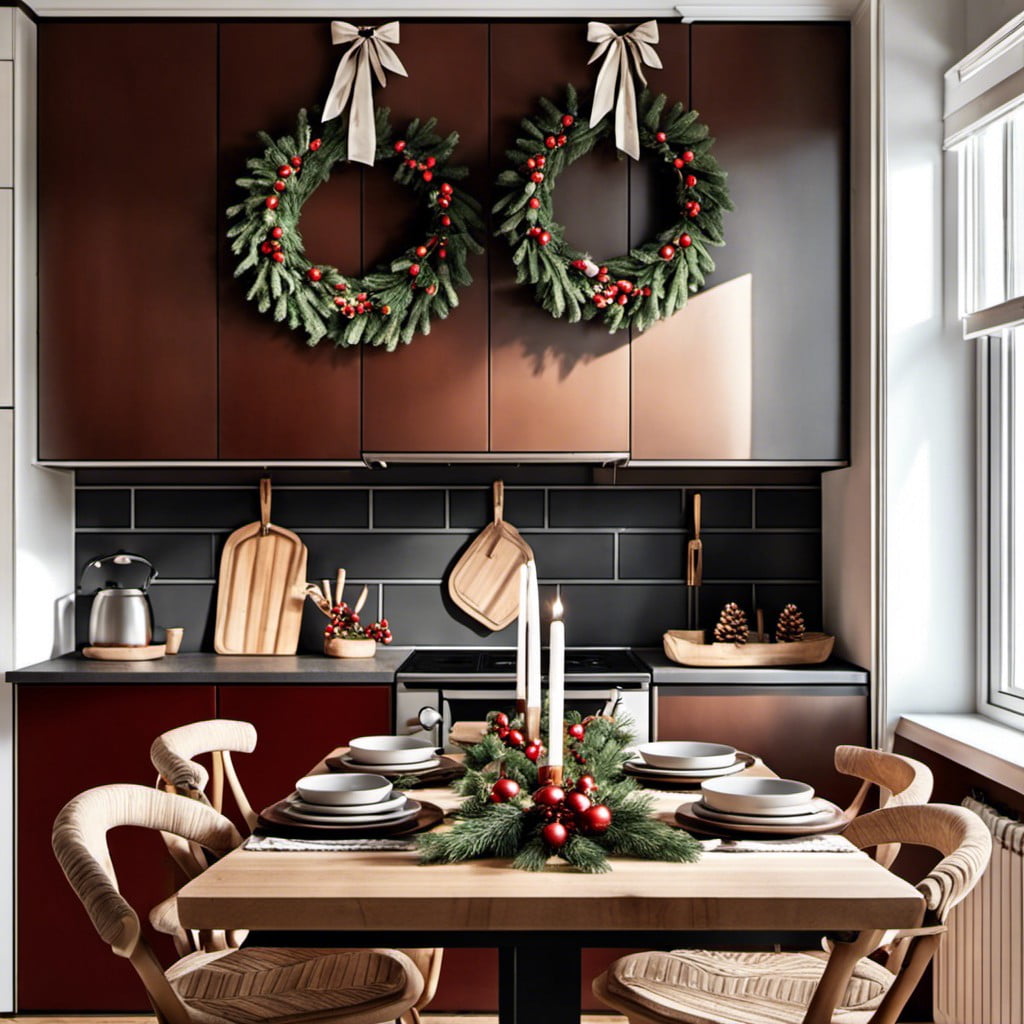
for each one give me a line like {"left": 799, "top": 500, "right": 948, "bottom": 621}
{"left": 714, "top": 602, "right": 749, "bottom": 644}
{"left": 775, "top": 603, "right": 806, "bottom": 643}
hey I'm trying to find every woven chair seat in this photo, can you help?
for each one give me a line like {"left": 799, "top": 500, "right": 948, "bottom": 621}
{"left": 604, "top": 949, "right": 893, "bottom": 1024}
{"left": 165, "top": 946, "right": 422, "bottom": 1024}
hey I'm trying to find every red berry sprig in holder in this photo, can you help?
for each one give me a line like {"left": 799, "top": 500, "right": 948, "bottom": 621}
{"left": 305, "top": 578, "right": 393, "bottom": 645}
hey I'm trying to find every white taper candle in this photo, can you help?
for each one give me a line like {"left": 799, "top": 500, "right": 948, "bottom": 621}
{"left": 515, "top": 562, "right": 529, "bottom": 707}
{"left": 548, "top": 597, "right": 565, "bottom": 770}
{"left": 526, "top": 560, "right": 541, "bottom": 716}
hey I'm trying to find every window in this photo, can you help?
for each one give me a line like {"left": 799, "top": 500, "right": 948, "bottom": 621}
{"left": 947, "top": 15, "right": 1024, "bottom": 725}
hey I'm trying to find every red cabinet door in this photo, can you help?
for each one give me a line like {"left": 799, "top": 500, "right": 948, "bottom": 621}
{"left": 216, "top": 685, "right": 392, "bottom": 815}
{"left": 37, "top": 23, "right": 218, "bottom": 460}
{"left": 17, "top": 684, "right": 216, "bottom": 1010}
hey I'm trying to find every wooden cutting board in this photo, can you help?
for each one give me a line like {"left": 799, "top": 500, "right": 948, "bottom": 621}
{"left": 448, "top": 480, "right": 533, "bottom": 631}
{"left": 214, "top": 478, "right": 308, "bottom": 655}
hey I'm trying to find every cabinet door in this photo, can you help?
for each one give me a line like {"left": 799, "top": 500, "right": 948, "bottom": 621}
{"left": 37, "top": 24, "right": 218, "bottom": 461}
{"left": 488, "top": 23, "right": 630, "bottom": 454}
{"left": 687, "top": 24, "right": 849, "bottom": 462}
{"left": 361, "top": 23, "right": 489, "bottom": 454}
{"left": 17, "top": 684, "right": 216, "bottom": 1011}
{"left": 218, "top": 24, "right": 361, "bottom": 460}
{"left": 216, "top": 685, "right": 391, "bottom": 815}
{"left": 656, "top": 689, "right": 869, "bottom": 805}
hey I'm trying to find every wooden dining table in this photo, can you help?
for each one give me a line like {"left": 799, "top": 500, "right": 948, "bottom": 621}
{"left": 177, "top": 749, "right": 926, "bottom": 1024}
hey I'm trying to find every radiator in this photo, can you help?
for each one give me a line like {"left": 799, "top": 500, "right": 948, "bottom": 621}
{"left": 934, "top": 797, "right": 1024, "bottom": 1024}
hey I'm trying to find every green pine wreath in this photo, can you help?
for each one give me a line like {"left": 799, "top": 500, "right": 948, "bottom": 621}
{"left": 227, "top": 108, "right": 483, "bottom": 350}
{"left": 493, "top": 85, "right": 732, "bottom": 334}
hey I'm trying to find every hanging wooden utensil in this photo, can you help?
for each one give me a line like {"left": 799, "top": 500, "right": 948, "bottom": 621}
{"left": 686, "top": 492, "right": 703, "bottom": 631}
{"left": 448, "top": 480, "right": 534, "bottom": 631}
{"left": 214, "top": 478, "right": 308, "bottom": 655}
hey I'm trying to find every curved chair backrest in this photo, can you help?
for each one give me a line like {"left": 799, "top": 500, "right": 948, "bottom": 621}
{"left": 835, "top": 746, "right": 934, "bottom": 868}
{"left": 151, "top": 719, "right": 258, "bottom": 831}
{"left": 804, "top": 803, "right": 991, "bottom": 1024}
{"left": 53, "top": 784, "right": 241, "bottom": 1024}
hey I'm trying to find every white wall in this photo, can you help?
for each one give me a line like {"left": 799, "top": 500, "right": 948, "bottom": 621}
{"left": 881, "top": 0, "right": 974, "bottom": 734}
{"left": 964, "top": 0, "right": 1024, "bottom": 50}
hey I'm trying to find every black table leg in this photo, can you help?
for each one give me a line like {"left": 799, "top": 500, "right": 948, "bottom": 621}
{"left": 499, "top": 936, "right": 581, "bottom": 1024}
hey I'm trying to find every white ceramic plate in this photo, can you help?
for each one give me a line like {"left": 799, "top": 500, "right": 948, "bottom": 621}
{"left": 347, "top": 735, "right": 436, "bottom": 765}
{"left": 296, "top": 772, "right": 392, "bottom": 806}
{"left": 700, "top": 776, "right": 815, "bottom": 814}
{"left": 636, "top": 741, "right": 737, "bottom": 770}
{"left": 691, "top": 798, "right": 840, "bottom": 828}
{"left": 280, "top": 799, "right": 419, "bottom": 826}
{"left": 287, "top": 792, "right": 408, "bottom": 817}
{"left": 339, "top": 754, "right": 441, "bottom": 773}
{"left": 624, "top": 756, "right": 749, "bottom": 779}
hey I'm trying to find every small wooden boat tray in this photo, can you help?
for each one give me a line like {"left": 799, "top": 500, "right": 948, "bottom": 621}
{"left": 663, "top": 630, "right": 835, "bottom": 668}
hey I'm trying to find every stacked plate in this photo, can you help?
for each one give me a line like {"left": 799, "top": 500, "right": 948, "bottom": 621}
{"left": 335, "top": 735, "right": 441, "bottom": 776}
{"left": 677, "top": 777, "right": 846, "bottom": 837}
{"left": 624, "top": 741, "right": 754, "bottom": 786}
{"left": 273, "top": 773, "right": 422, "bottom": 831}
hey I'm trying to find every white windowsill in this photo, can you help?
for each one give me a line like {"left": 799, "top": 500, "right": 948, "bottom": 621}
{"left": 896, "top": 713, "right": 1024, "bottom": 795}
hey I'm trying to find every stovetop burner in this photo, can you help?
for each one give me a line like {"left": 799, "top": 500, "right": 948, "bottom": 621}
{"left": 397, "top": 648, "right": 650, "bottom": 683}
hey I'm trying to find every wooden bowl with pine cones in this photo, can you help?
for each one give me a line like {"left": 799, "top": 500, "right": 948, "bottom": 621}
{"left": 663, "top": 602, "right": 835, "bottom": 667}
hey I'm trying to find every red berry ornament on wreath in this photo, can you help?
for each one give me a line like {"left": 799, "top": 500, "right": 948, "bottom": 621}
{"left": 227, "top": 108, "right": 483, "bottom": 351}
{"left": 493, "top": 83, "right": 731, "bottom": 334}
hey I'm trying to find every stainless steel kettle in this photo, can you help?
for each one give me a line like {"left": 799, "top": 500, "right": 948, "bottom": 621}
{"left": 80, "top": 552, "right": 158, "bottom": 647}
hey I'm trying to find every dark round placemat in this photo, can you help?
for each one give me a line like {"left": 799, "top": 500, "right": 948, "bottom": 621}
{"left": 256, "top": 799, "right": 445, "bottom": 840}
{"left": 669, "top": 800, "right": 848, "bottom": 839}
{"left": 325, "top": 753, "right": 465, "bottom": 786}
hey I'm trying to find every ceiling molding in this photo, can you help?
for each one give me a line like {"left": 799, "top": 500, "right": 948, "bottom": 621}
{"left": 21, "top": 0, "right": 860, "bottom": 17}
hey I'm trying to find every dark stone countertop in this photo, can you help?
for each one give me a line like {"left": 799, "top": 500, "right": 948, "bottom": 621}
{"left": 4, "top": 647, "right": 413, "bottom": 684}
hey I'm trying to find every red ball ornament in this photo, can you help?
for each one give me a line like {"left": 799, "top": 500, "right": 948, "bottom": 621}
{"left": 440, "top": 215, "right": 452, "bottom": 227}
{"left": 277, "top": 165, "right": 292, "bottom": 178}
{"left": 265, "top": 196, "right": 279, "bottom": 209}
{"left": 673, "top": 157, "right": 685, "bottom": 169}
{"left": 422, "top": 170, "right": 434, "bottom": 183}
{"left": 530, "top": 171, "right": 544, "bottom": 183}
{"left": 561, "top": 114, "right": 575, "bottom": 128}
{"left": 273, "top": 180, "right": 286, "bottom": 193}
{"left": 525, "top": 158, "right": 537, "bottom": 170}
{"left": 528, "top": 197, "right": 541, "bottom": 210}
{"left": 682, "top": 150, "right": 695, "bottom": 163}
{"left": 271, "top": 226, "right": 284, "bottom": 239}
{"left": 567, "top": 723, "right": 586, "bottom": 741}
{"left": 260, "top": 241, "right": 273, "bottom": 254}
{"left": 557, "top": 134, "right": 567, "bottom": 146}
{"left": 542, "top": 822, "right": 569, "bottom": 848}
{"left": 564, "top": 791, "right": 592, "bottom": 814}
{"left": 438, "top": 248, "right": 447, "bottom": 259}
{"left": 309, "top": 138, "right": 322, "bottom": 151}
{"left": 685, "top": 174, "right": 697, "bottom": 188}
{"left": 492, "top": 711, "right": 509, "bottom": 729}
{"left": 582, "top": 804, "right": 613, "bottom": 834}
{"left": 393, "top": 140, "right": 407, "bottom": 153}
{"left": 290, "top": 156, "right": 303, "bottom": 168}
{"left": 659, "top": 244, "right": 676, "bottom": 260}
{"left": 497, "top": 726, "right": 510, "bottom": 740}
{"left": 535, "top": 156, "right": 546, "bottom": 168}
{"left": 307, "top": 267, "right": 322, "bottom": 281}
{"left": 524, "top": 741, "right": 542, "bottom": 762}
{"left": 415, "top": 245, "right": 428, "bottom": 258}
{"left": 537, "top": 231, "right": 552, "bottom": 246}
{"left": 438, "top": 196, "right": 451, "bottom": 209}
{"left": 439, "top": 182, "right": 453, "bottom": 195}
{"left": 272, "top": 251, "right": 285, "bottom": 263}
{"left": 655, "top": 131, "right": 667, "bottom": 143}
{"left": 688, "top": 202, "right": 701, "bottom": 216}
{"left": 490, "top": 777, "right": 521, "bottom": 803}
{"left": 679, "top": 233, "right": 693, "bottom": 248}
{"left": 425, "top": 156, "right": 437, "bottom": 168}
{"left": 409, "top": 264, "right": 421, "bottom": 277}
{"left": 545, "top": 135, "right": 557, "bottom": 149}
{"left": 533, "top": 785, "right": 566, "bottom": 807}
{"left": 335, "top": 282, "right": 347, "bottom": 291}
{"left": 576, "top": 774, "right": 597, "bottom": 794}
{"left": 507, "top": 728, "right": 525, "bottom": 748}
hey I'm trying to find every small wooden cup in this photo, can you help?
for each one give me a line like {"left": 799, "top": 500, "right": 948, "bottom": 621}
{"left": 164, "top": 627, "right": 184, "bottom": 655}
{"left": 324, "top": 637, "right": 376, "bottom": 659}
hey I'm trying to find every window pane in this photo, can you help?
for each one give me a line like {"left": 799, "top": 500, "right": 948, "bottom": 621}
{"left": 1011, "top": 108, "right": 1024, "bottom": 300}
{"left": 976, "top": 120, "right": 1008, "bottom": 312}
{"left": 1005, "top": 328, "right": 1024, "bottom": 701}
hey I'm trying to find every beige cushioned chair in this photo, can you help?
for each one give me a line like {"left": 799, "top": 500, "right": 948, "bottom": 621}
{"left": 53, "top": 784, "right": 423, "bottom": 1024}
{"left": 593, "top": 802, "right": 992, "bottom": 1024}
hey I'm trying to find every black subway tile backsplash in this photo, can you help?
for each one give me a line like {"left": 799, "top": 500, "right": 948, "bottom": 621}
{"left": 76, "top": 489, "right": 131, "bottom": 529}
{"left": 373, "top": 490, "right": 446, "bottom": 528}
{"left": 549, "top": 489, "right": 682, "bottom": 528}
{"left": 74, "top": 481, "right": 823, "bottom": 651}
{"left": 449, "top": 488, "right": 545, "bottom": 529}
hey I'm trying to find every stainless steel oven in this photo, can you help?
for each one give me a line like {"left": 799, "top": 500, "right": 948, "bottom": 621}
{"left": 395, "top": 649, "right": 651, "bottom": 751}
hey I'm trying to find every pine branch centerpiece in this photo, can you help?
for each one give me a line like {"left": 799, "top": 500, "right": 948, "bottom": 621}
{"left": 417, "top": 708, "right": 701, "bottom": 873}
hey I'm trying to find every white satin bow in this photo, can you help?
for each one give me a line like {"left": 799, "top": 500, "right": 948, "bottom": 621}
{"left": 587, "top": 21, "right": 663, "bottom": 160}
{"left": 322, "top": 21, "right": 408, "bottom": 167}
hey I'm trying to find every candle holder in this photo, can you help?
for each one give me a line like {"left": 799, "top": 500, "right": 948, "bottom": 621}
{"left": 525, "top": 706, "right": 542, "bottom": 744}
{"left": 538, "top": 764, "right": 564, "bottom": 787}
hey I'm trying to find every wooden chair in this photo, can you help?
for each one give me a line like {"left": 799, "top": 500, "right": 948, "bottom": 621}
{"left": 150, "top": 720, "right": 442, "bottom": 1024}
{"left": 593, "top": 802, "right": 992, "bottom": 1024}
{"left": 53, "top": 784, "right": 424, "bottom": 1024}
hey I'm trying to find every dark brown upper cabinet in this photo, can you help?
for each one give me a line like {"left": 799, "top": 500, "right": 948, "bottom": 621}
{"left": 38, "top": 23, "right": 219, "bottom": 461}
{"left": 218, "top": 23, "right": 362, "bottom": 461}
{"left": 361, "top": 22, "right": 490, "bottom": 455}
{"left": 488, "top": 22, "right": 631, "bottom": 455}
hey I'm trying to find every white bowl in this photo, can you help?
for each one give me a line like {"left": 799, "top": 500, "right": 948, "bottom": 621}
{"left": 295, "top": 773, "right": 393, "bottom": 806}
{"left": 701, "top": 777, "right": 815, "bottom": 815}
{"left": 348, "top": 735, "right": 436, "bottom": 766}
{"left": 637, "top": 741, "right": 737, "bottom": 770}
